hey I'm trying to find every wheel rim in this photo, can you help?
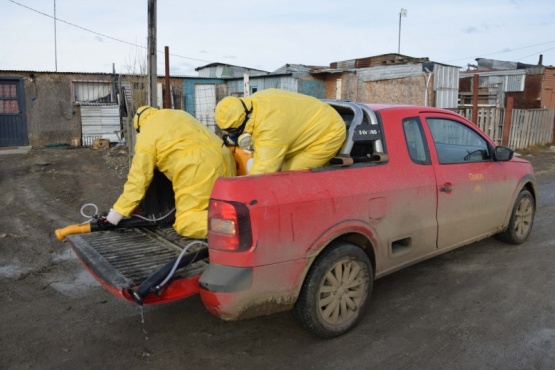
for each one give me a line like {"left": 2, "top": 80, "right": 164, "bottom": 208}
{"left": 317, "top": 259, "right": 367, "bottom": 326}
{"left": 514, "top": 196, "right": 533, "bottom": 238}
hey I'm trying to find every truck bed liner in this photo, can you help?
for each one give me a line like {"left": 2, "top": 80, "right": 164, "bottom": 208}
{"left": 67, "top": 227, "right": 208, "bottom": 291}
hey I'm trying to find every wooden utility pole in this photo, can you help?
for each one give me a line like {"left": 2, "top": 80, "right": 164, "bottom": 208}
{"left": 147, "top": 0, "right": 157, "bottom": 107}
{"left": 502, "top": 96, "right": 514, "bottom": 147}
{"left": 164, "top": 46, "right": 170, "bottom": 108}
{"left": 54, "top": 0, "right": 58, "bottom": 71}
{"left": 472, "top": 74, "right": 479, "bottom": 125}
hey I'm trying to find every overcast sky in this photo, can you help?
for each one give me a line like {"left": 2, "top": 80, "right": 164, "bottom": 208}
{"left": 2, "top": 0, "right": 555, "bottom": 76}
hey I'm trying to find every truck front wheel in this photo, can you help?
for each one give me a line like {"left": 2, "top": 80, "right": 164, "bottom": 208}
{"left": 293, "top": 242, "right": 373, "bottom": 338}
{"left": 495, "top": 189, "right": 535, "bottom": 245}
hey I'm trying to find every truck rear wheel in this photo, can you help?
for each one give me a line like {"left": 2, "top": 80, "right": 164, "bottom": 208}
{"left": 293, "top": 242, "right": 372, "bottom": 338}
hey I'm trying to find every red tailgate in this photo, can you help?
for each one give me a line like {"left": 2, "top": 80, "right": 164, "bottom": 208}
{"left": 66, "top": 227, "right": 208, "bottom": 305}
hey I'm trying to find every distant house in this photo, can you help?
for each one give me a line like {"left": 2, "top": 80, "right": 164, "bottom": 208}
{"left": 224, "top": 63, "right": 328, "bottom": 98}
{"left": 198, "top": 56, "right": 461, "bottom": 109}
{"left": 195, "top": 63, "right": 269, "bottom": 78}
{"left": 459, "top": 58, "right": 555, "bottom": 109}
{"left": 0, "top": 70, "right": 185, "bottom": 147}
{"left": 308, "top": 53, "right": 461, "bottom": 108}
{"left": 189, "top": 63, "right": 330, "bottom": 132}
{"left": 0, "top": 70, "right": 120, "bottom": 147}
{"left": 457, "top": 58, "right": 555, "bottom": 147}
{"left": 0, "top": 55, "right": 481, "bottom": 148}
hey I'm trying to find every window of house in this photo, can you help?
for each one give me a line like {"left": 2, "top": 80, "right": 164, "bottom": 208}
{"left": 0, "top": 83, "right": 19, "bottom": 114}
{"left": 72, "top": 81, "right": 113, "bottom": 104}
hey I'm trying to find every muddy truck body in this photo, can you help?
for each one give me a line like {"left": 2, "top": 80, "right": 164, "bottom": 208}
{"left": 65, "top": 101, "right": 537, "bottom": 338}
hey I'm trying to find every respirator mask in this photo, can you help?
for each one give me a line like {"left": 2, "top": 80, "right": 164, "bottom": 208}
{"left": 222, "top": 99, "right": 252, "bottom": 145}
{"left": 237, "top": 133, "right": 253, "bottom": 151}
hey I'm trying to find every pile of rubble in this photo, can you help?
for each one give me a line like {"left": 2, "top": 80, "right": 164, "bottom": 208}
{"left": 103, "top": 144, "right": 130, "bottom": 180}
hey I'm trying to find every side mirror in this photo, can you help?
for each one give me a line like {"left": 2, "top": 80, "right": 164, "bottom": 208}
{"left": 495, "top": 146, "right": 514, "bottom": 161}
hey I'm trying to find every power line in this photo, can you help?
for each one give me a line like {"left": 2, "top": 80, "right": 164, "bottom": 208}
{"left": 8, "top": 0, "right": 214, "bottom": 64}
{"left": 516, "top": 46, "right": 555, "bottom": 62}
{"left": 445, "top": 40, "right": 555, "bottom": 63}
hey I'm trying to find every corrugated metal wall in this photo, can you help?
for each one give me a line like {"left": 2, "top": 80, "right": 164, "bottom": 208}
{"left": 473, "top": 70, "right": 526, "bottom": 107}
{"left": 434, "top": 64, "right": 459, "bottom": 108}
{"left": 504, "top": 75, "right": 525, "bottom": 92}
{"left": 358, "top": 64, "right": 423, "bottom": 82}
{"left": 298, "top": 79, "right": 325, "bottom": 99}
{"left": 225, "top": 76, "right": 299, "bottom": 96}
{"left": 81, "top": 105, "right": 121, "bottom": 145}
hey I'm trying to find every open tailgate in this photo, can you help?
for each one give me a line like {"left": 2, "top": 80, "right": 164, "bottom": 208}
{"left": 66, "top": 226, "right": 208, "bottom": 305}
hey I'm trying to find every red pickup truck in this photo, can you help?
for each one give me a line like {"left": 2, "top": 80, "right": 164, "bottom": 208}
{"left": 63, "top": 101, "right": 537, "bottom": 338}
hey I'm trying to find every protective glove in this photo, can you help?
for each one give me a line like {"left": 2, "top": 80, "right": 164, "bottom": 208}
{"left": 106, "top": 208, "right": 124, "bottom": 225}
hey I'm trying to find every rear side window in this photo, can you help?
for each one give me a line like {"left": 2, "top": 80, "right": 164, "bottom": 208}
{"left": 403, "top": 118, "right": 430, "bottom": 165}
{"left": 427, "top": 118, "right": 491, "bottom": 164}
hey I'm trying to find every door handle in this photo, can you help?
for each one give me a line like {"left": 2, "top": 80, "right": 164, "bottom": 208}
{"left": 440, "top": 183, "right": 453, "bottom": 192}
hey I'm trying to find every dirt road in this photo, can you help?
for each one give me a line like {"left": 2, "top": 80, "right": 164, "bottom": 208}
{"left": 1, "top": 146, "right": 555, "bottom": 369}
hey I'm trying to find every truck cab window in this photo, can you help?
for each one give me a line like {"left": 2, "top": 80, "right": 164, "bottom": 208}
{"left": 427, "top": 118, "right": 491, "bottom": 164}
{"left": 403, "top": 118, "right": 430, "bottom": 164}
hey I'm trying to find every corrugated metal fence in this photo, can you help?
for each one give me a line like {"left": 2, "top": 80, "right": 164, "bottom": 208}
{"left": 452, "top": 107, "right": 554, "bottom": 149}
{"left": 81, "top": 105, "right": 121, "bottom": 145}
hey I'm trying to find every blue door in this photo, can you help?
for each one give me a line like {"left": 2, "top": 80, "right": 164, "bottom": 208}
{"left": 0, "top": 78, "right": 27, "bottom": 147}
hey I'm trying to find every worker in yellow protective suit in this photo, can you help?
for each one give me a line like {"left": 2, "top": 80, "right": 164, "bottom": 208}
{"left": 215, "top": 88, "right": 346, "bottom": 175}
{"left": 106, "top": 106, "right": 236, "bottom": 239}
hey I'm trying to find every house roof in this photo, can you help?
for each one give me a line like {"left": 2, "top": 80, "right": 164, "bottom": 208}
{"left": 0, "top": 69, "right": 210, "bottom": 79}
{"left": 461, "top": 58, "right": 550, "bottom": 76}
{"left": 312, "top": 54, "right": 459, "bottom": 74}
{"left": 0, "top": 69, "right": 115, "bottom": 75}
{"left": 271, "top": 63, "right": 327, "bottom": 74}
{"left": 475, "top": 58, "right": 537, "bottom": 71}
{"left": 330, "top": 53, "right": 430, "bottom": 69}
{"left": 194, "top": 62, "right": 269, "bottom": 74}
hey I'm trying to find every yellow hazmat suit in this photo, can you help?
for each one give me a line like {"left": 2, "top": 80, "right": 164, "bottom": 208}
{"left": 112, "top": 107, "right": 236, "bottom": 239}
{"left": 215, "top": 89, "right": 346, "bottom": 174}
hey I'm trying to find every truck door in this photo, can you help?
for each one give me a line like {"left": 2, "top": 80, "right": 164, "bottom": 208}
{"left": 377, "top": 117, "right": 439, "bottom": 273}
{"left": 425, "top": 116, "right": 502, "bottom": 249}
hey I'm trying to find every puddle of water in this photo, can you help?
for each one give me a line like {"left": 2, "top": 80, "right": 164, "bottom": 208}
{"left": 52, "top": 248, "right": 75, "bottom": 263}
{"left": 0, "top": 263, "right": 25, "bottom": 279}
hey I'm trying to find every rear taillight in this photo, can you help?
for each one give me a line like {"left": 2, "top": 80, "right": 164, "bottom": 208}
{"left": 208, "top": 199, "right": 252, "bottom": 251}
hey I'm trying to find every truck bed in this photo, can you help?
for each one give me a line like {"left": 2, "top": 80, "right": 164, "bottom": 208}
{"left": 67, "top": 226, "right": 209, "bottom": 303}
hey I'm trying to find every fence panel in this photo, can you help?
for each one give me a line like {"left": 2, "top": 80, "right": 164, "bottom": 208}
{"left": 509, "top": 109, "right": 555, "bottom": 149}
{"left": 451, "top": 107, "right": 504, "bottom": 144}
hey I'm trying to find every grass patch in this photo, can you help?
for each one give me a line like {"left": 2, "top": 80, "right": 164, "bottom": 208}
{"left": 515, "top": 144, "right": 551, "bottom": 156}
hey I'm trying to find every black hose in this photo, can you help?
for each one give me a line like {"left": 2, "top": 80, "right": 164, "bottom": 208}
{"left": 130, "top": 247, "right": 209, "bottom": 305}
{"left": 90, "top": 212, "right": 175, "bottom": 232}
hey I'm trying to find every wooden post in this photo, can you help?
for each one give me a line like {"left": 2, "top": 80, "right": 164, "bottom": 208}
{"left": 502, "top": 96, "right": 514, "bottom": 147}
{"left": 472, "top": 74, "right": 479, "bottom": 125}
{"left": 243, "top": 73, "right": 250, "bottom": 97}
{"left": 164, "top": 46, "right": 170, "bottom": 109}
{"left": 147, "top": 0, "right": 157, "bottom": 107}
